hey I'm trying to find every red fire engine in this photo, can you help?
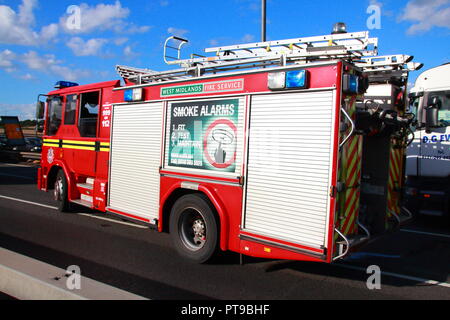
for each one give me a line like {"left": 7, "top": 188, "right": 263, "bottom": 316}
{"left": 36, "top": 29, "right": 420, "bottom": 263}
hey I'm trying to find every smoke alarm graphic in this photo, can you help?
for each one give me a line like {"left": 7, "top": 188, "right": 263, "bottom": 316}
{"left": 204, "top": 119, "right": 237, "bottom": 169}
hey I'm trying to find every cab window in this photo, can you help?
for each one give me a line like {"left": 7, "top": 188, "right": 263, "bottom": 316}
{"left": 428, "top": 91, "right": 450, "bottom": 127}
{"left": 79, "top": 91, "right": 99, "bottom": 137}
{"left": 46, "top": 96, "right": 63, "bottom": 136}
{"left": 64, "top": 94, "right": 77, "bottom": 125}
{"left": 408, "top": 96, "right": 421, "bottom": 125}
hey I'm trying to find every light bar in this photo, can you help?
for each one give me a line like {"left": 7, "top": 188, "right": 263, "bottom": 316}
{"left": 54, "top": 81, "right": 79, "bottom": 89}
{"left": 124, "top": 88, "right": 144, "bottom": 102}
{"left": 286, "top": 70, "right": 308, "bottom": 89}
{"left": 268, "top": 70, "right": 309, "bottom": 90}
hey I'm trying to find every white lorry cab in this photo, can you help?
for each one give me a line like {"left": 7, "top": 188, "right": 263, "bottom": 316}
{"left": 406, "top": 63, "right": 450, "bottom": 218}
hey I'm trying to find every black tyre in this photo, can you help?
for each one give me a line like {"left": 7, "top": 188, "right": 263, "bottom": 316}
{"left": 169, "top": 194, "right": 219, "bottom": 263}
{"left": 54, "top": 170, "right": 71, "bottom": 212}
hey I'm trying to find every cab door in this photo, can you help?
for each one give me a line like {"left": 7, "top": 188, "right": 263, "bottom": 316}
{"left": 70, "top": 90, "right": 101, "bottom": 176}
{"left": 419, "top": 91, "right": 450, "bottom": 178}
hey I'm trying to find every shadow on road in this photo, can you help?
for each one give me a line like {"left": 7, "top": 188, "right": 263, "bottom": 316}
{"left": 0, "top": 162, "right": 38, "bottom": 185}
{"left": 0, "top": 233, "right": 213, "bottom": 300}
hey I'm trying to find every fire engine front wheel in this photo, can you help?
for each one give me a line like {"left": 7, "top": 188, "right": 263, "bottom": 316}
{"left": 54, "top": 170, "right": 71, "bottom": 212}
{"left": 169, "top": 194, "right": 219, "bottom": 263}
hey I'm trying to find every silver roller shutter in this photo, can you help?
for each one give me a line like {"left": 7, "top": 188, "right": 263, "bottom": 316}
{"left": 108, "top": 102, "right": 163, "bottom": 221}
{"left": 243, "top": 90, "right": 337, "bottom": 249}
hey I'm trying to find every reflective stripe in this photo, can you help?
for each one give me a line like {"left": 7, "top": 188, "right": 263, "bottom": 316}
{"left": 43, "top": 139, "right": 110, "bottom": 152}
{"left": 62, "top": 145, "right": 96, "bottom": 151}
{"left": 63, "top": 140, "right": 96, "bottom": 145}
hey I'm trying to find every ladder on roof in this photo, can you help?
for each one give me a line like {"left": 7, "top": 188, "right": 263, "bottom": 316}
{"left": 117, "top": 31, "right": 379, "bottom": 84}
{"left": 356, "top": 54, "right": 423, "bottom": 83}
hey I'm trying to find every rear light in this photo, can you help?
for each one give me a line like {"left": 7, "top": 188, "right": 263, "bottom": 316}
{"left": 268, "top": 70, "right": 309, "bottom": 90}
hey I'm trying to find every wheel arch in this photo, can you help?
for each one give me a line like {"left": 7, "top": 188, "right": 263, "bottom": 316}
{"left": 160, "top": 183, "right": 229, "bottom": 251}
{"left": 46, "top": 162, "right": 74, "bottom": 199}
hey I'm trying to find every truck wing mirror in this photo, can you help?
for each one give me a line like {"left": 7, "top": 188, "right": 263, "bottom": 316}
{"left": 425, "top": 96, "right": 441, "bottom": 131}
{"left": 36, "top": 101, "right": 45, "bottom": 119}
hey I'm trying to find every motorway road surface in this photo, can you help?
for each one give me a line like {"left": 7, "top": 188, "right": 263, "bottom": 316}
{"left": 0, "top": 161, "right": 450, "bottom": 300}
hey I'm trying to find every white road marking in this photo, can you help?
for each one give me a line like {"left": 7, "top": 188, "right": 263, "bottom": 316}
{"left": 337, "top": 264, "right": 450, "bottom": 289}
{"left": 0, "top": 194, "right": 147, "bottom": 229}
{"left": 401, "top": 229, "right": 450, "bottom": 239}
{"left": 0, "top": 195, "right": 58, "bottom": 210}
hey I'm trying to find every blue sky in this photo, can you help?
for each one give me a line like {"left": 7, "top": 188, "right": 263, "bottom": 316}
{"left": 0, "top": 0, "right": 449, "bottom": 120}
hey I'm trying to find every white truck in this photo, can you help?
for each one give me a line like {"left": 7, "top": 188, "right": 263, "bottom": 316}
{"left": 406, "top": 63, "right": 450, "bottom": 218}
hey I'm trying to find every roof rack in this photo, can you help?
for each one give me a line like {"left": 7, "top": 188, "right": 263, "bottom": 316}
{"left": 117, "top": 31, "right": 379, "bottom": 84}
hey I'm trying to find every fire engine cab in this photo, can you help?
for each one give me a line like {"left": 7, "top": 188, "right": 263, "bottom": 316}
{"left": 36, "top": 28, "right": 420, "bottom": 263}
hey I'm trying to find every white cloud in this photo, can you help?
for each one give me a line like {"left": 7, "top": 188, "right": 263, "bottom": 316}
{"left": 241, "top": 34, "right": 255, "bottom": 43}
{"left": 60, "top": 1, "right": 150, "bottom": 35}
{"left": 0, "top": 49, "right": 17, "bottom": 72}
{"left": 167, "top": 27, "right": 189, "bottom": 37}
{"left": 114, "top": 37, "right": 128, "bottom": 46}
{"left": 20, "top": 73, "right": 34, "bottom": 80}
{"left": 20, "top": 51, "right": 90, "bottom": 81}
{"left": 123, "top": 45, "right": 140, "bottom": 59}
{"left": 0, "top": 0, "right": 58, "bottom": 45}
{"left": 399, "top": 0, "right": 450, "bottom": 34}
{"left": 18, "top": 0, "right": 37, "bottom": 26}
{"left": 123, "top": 45, "right": 133, "bottom": 56}
{"left": 67, "top": 37, "right": 107, "bottom": 56}
{"left": 0, "top": 103, "right": 35, "bottom": 120}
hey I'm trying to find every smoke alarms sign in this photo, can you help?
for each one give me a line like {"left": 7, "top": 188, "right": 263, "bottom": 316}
{"left": 168, "top": 99, "right": 239, "bottom": 172}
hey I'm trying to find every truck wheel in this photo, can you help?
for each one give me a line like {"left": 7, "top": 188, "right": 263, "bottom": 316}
{"left": 54, "top": 170, "right": 71, "bottom": 212}
{"left": 169, "top": 194, "right": 219, "bottom": 263}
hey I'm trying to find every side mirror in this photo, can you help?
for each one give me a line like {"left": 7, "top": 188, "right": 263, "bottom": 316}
{"left": 425, "top": 96, "right": 441, "bottom": 131}
{"left": 36, "top": 101, "right": 45, "bottom": 119}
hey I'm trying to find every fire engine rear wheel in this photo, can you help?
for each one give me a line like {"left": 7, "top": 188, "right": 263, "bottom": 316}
{"left": 169, "top": 194, "right": 219, "bottom": 263}
{"left": 54, "top": 170, "right": 71, "bottom": 212}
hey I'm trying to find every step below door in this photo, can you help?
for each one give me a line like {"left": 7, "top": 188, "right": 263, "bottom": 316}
{"left": 108, "top": 102, "right": 163, "bottom": 222}
{"left": 243, "top": 90, "right": 338, "bottom": 250}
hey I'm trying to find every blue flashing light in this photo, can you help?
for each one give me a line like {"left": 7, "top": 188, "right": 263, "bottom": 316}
{"left": 124, "top": 89, "right": 134, "bottom": 102}
{"left": 343, "top": 74, "right": 359, "bottom": 94}
{"left": 54, "top": 81, "right": 79, "bottom": 89}
{"left": 285, "top": 70, "right": 308, "bottom": 89}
